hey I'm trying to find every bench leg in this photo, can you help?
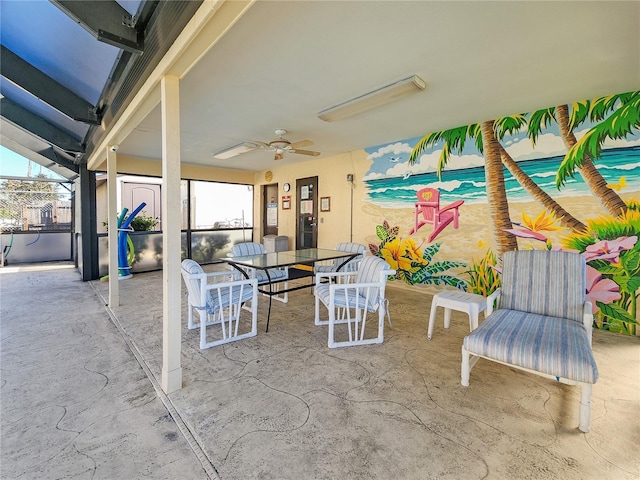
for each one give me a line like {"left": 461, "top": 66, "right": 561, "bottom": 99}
{"left": 579, "top": 383, "right": 592, "bottom": 433}
{"left": 461, "top": 345, "right": 470, "bottom": 386}
{"left": 428, "top": 300, "right": 438, "bottom": 340}
{"left": 444, "top": 307, "right": 452, "bottom": 329}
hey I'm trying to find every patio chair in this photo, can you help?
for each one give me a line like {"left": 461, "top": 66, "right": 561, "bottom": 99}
{"left": 181, "top": 259, "right": 258, "bottom": 349}
{"left": 314, "top": 242, "right": 366, "bottom": 275}
{"left": 230, "top": 242, "right": 289, "bottom": 303}
{"left": 314, "top": 255, "right": 395, "bottom": 348}
{"left": 409, "top": 187, "right": 464, "bottom": 241}
{"left": 461, "top": 250, "right": 599, "bottom": 432}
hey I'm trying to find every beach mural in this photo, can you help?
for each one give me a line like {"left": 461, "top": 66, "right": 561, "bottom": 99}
{"left": 364, "top": 91, "right": 640, "bottom": 335}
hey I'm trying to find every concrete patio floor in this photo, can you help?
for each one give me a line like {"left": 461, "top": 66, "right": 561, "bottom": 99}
{"left": 1, "top": 262, "right": 639, "bottom": 479}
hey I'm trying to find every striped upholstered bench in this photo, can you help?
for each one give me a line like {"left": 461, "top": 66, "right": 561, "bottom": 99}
{"left": 461, "top": 250, "right": 599, "bottom": 432}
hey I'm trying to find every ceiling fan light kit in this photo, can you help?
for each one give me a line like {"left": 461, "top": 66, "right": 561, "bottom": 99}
{"left": 317, "top": 75, "right": 427, "bottom": 122}
{"left": 212, "top": 142, "right": 258, "bottom": 159}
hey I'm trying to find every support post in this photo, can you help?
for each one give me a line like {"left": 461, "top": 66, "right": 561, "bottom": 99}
{"left": 161, "top": 75, "right": 182, "bottom": 393}
{"left": 78, "top": 165, "right": 98, "bottom": 281}
{"left": 107, "top": 146, "right": 119, "bottom": 307}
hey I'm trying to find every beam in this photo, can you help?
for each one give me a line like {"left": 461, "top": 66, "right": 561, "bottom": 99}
{"left": 0, "top": 97, "right": 85, "bottom": 153}
{"left": 0, "top": 46, "right": 101, "bottom": 125}
{"left": 0, "top": 129, "right": 79, "bottom": 177}
{"left": 50, "top": 0, "right": 144, "bottom": 54}
{"left": 86, "top": 0, "right": 255, "bottom": 170}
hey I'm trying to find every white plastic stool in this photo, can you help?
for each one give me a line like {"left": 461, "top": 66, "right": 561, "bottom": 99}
{"left": 428, "top": 290, "right": 487, "bottom": 340}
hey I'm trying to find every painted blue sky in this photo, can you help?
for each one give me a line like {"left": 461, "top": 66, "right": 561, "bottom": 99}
{"left": 364, "top": 121, "right": 640, "bottom": 181}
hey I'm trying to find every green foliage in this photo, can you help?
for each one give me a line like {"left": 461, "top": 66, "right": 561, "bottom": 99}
{"left": 103, "top": 211, "right": 159, "bottom": 231}
{"left": 465, "top": 249, "right": 501, "bottom": 297}
{"left": 557, "top": 91, "right": 640, "bottom": 187}
{"left": 562, "top": 206, "right": 640, "bottom": 335}
{"left": 129, "top": 212, "right": 158, "bottom": 231}
{"left": 369, "top": 221, "right": 468, "bottom": 289}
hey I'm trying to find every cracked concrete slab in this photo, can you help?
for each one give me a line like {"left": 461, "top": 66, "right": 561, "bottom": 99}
{"left": 1, "top": 263, "right": 208, "bottom": 479}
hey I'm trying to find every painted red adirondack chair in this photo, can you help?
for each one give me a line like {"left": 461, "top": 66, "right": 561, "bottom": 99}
{"left": 409, "top": 187, "right": 464, "bottom": 241}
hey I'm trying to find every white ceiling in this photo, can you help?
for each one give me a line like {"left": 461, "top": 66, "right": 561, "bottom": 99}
{"left": 118, "top": 0, "right": 640, "bottom": 173}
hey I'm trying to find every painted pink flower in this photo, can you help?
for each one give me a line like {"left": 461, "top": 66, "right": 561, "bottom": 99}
{"left": 583, "top": 236, "right": 638, "bottom": 263}
{"left": 585, "top": 265, "right": 621, "bottom": 313}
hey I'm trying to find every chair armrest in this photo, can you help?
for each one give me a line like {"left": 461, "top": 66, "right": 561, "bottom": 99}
{"left": 315, "top": 271, "right": 355, "bottom": 286}
{"left": 438, "top": 199, "right": 464, "bottom": 213}
{"left": 486, "top": 288, "right": 501, "bottom": 315}
{"left": 583, "top": 301, "right": 594, "bottom": 345}
{"left": 204, "top": 276, "right": 257, "bottom": 291}
{"left": 204, "top": 270, "right": 239, "bottom": 282}
{"left": 329, "top": 281, "right": 384, "bottom": 292}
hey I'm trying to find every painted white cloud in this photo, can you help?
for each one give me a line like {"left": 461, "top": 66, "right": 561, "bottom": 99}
{"left": 366, "top": 142, "right": 413, "bottom": 160}
{"left": 504, "top": 133, "right": 565, "bottom": 161}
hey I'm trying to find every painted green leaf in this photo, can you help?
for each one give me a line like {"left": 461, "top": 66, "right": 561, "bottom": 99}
{"left": 598, "top": 302, "right": 638, "bottom": 324}
{"left": 625, "top": 276, "right": 640, "bottom": 293}
{"left": 422, "top": 242, "right": 441, "bottom": 263}
{"left": 376, "top": 225, "right": 389, "bottom": 241}
{"left": 424, "top": 261, "right": 467, "bottom": 275}
{"left": 621, "top": 249, "right": 640, "bottom": 273}
{"left": 591, "top": 263, "right": 623, "bottom": 275}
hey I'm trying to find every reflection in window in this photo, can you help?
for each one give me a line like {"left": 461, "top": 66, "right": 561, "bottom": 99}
{"left": 190, "top": 181, "right": 253, "bottom": 230}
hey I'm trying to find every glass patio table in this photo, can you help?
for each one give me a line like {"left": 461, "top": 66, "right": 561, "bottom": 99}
{"left": 220, "top": 248, "right": 359, "bottom": 332}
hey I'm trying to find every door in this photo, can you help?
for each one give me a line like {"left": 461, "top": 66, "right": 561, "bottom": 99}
{"left": 263, "top": 183, "right": 278, "bottom": 236}
{"left": 122, "top": 182, "right": 162, "bottom": 230}
{"left": 296, "top": 176, "right": 318, "bottom": 249}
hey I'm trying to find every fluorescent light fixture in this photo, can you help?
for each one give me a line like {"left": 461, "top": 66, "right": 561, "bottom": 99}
{"left": 317, "top": 75, "right": 427, "bottom": 122}
{"left": 212, "top": 142, "right": 257, "bottom": 159}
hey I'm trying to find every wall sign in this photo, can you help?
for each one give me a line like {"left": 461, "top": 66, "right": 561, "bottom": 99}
{"left": 282, "top": 195, "right": 291, "bottom": 210}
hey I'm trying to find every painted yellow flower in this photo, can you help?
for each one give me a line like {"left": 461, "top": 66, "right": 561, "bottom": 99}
{"left": 402, "top": 237, "right": 427, "bottom": 265}
{"left": 522, "top": 210, "right": 563, "bottom": 233}
{"left": 380, "top": 238, "right": 414, "bottom": 272}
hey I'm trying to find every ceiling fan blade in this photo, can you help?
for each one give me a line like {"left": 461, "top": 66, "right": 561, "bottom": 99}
{"left": 274, "top": 152, "right": 284, "bottom": 160}
{"left": 251, "top": 141, "right": 272, "bottom": 150}
{"left": 290, "top": 139, "right": 313, "bottom": 149}
{"left": 290, "top": 149, "right": 320, "bottom": 156}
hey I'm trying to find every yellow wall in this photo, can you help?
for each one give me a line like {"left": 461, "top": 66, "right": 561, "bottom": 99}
{"left": 253, "top": 150, "right": 373, "bottom": 249}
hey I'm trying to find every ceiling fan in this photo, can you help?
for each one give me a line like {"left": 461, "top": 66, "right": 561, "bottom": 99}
{"left": 255, "top": 129, "right": 320, "bottom": 160}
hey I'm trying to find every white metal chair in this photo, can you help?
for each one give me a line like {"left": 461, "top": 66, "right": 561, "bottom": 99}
{"left": 314, "top": 256, "right": 395, "bottom": 348}
{"left": 229, "top": 242, "right": 289, "bottom": 303}
{"left": 181, "top": 259, "right": 258, "bottom": 349}
{"left": 314, "top": 242, "right": 366, "bottom": 275}
{"left": 461, "top": 250, "right": 599, "bottom": 432}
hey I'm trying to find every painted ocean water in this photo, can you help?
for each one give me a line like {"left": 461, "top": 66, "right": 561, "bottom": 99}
{"left": 365, "top": 146, "right": 640, "bottom": 207}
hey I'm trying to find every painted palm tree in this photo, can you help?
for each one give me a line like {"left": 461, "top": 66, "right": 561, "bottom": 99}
{"left": 558, "top": 91, "right": 640, "bottom": 206}
{"left": 409, "top": 121, "right": 518, "bottom": 255}
{"left": 528, "top": 94, "right": 632, "bottom": 216}
{"left": 494, "top": 116, "right": 588, "bottom": 233}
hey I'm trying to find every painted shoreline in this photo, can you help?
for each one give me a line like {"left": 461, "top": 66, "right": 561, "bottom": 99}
{"left": 361, "top": 192, "right": 639, "bottom": 294}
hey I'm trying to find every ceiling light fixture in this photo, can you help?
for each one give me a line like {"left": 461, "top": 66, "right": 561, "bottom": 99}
{"left": 212, "top": 142, "right": 257, "bottom": 159}
{"left": 317, "top": 75, "right": 427, "bottom": 122}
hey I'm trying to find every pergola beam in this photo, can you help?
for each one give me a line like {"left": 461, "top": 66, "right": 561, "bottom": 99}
{"left": 50, "top": 0, "right": 144, "bottom": 54}
{"left": 0, "top": 97, "right": 84, "bottom": 154}
{"left": 0, "top": 46, "right": 101, "bottom": 125}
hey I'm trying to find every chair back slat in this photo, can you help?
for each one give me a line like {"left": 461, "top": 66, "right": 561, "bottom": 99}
{"left": 500, "top": 250, "right": 585, "bottom": 322}
{"left": 354, "top": 256, "right": 391, "bottom": 304}
{"left": 181, "top": 259, "right": 207, "bottom": 309}
{"left": 231, "top": 242, "right": 265, "bottom": 257}
{"left": 333, "top": 242, "right": 366, "bottom": 271}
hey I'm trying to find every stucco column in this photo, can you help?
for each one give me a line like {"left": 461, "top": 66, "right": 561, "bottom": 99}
{"left": 107, "top": 146, "right": 119, "bottom": 307}
{"left": 161, "top": 75, "right": 183, "bottom": 393}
